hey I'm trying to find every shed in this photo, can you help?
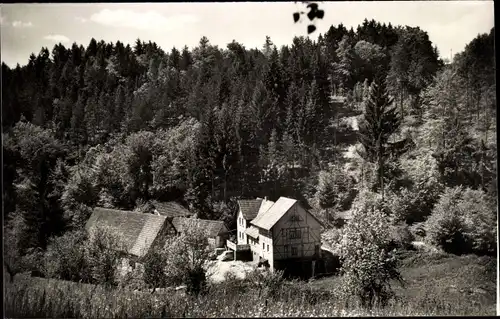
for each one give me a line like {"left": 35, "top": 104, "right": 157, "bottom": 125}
{"left": 171, "top": 217, "right": 229, "bottom": 248}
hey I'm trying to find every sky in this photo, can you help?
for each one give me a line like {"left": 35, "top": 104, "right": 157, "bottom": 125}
{"left": 0, "top": 1, "right": 494, "bottom": 68}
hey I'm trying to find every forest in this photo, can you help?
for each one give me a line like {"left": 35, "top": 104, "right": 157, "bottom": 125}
{"left": 2, "top": 18, "right": 497, "bottom": 294}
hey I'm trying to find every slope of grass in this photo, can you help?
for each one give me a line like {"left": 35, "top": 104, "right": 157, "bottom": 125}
{"left": 5, "top": 250, "right": 496, "bottom": 317}
{"left": 304, "top": 250, "right": 497, "bottom": 316}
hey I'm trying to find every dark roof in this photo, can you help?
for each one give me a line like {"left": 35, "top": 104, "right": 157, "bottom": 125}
{"left": 85, "top": 207, "right": 168, "bottom": 257}
{"left": 171, "top": 217, "right": 228, "bottom": 238}
{"left": 238, "top": 199, "right": 263, "bottom": 220}
{"left": 151, "top": 201, "right": 193, "bottom": 218}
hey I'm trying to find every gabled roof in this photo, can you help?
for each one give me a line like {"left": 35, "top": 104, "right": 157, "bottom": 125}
{"left": 245, "top": 226, "right": 259, "bottom": 239}
{"left": 257, "top": 199, "right": 275, "bottom": 216}
{"left": 250, "top": 197, "right": 325, "bottom": 230}
{"left": 237, "top": 199, "right": 263, "bottom": 220}
{"left": 85, "top": 207, "right": 168, "bottom": 257}
{"left": 151, "top": 200, "right": 193, "bottom": 218}
{"left": 171, "top": 217, "right": 228, "bottom": 238}
{"left": 250, "top": 197, "right": 297, "bottom": 230}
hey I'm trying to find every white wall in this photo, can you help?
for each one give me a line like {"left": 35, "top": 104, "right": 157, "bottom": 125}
{"left": 258, "top": 228, "right": 274, "bottom": 270}
{"left": 236, "top": 210, "right": 248, "bottom": 244}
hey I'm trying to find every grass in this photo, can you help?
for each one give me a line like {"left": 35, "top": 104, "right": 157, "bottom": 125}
{"left": 305, "top": 250, "right": 497, "bottom": 316}
{"left": 5, "top": 250, "right": 497, "bottom": 317}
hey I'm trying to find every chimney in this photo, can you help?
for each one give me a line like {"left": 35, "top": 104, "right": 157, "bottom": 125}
{"left": 264, "top": 196, "right": 267, "bottom": 201}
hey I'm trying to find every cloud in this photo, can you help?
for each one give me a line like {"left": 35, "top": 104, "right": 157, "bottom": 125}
{"left": 75, "top": 16, "right": 87, "bottom": 23}
{"left": 12, "top": 20, "right": 33, "bottom": 28}
{"left": 90, "top": 9, "right": 198, "bottom": 30}
{"left": 44, "top": 34, "right": 70, "bottom": 43}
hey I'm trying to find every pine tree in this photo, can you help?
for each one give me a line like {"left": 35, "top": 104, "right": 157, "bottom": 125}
{"left": 357, "top": 75, "right": 400, "bottom": 198}
{"left": 180, "top": 45, "right": 193, "bottom": 71}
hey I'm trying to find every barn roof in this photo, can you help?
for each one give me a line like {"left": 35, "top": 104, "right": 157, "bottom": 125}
{"left": 250, "top": 197, "right": 297, "bottom": 230}
{"left": 85, "top": 207, "right": 168, "bottom": 257}
{"left": 151, "top": 200, "right": 193, "bottom": 218}
{"left": 245, "top": 226, "right": 259, "bottom": 239}
{"left": 238, "top": 199, "right": 263, "bottom": 220}
{"left": 171, "top": 217, "right": 228, "bottom": 238}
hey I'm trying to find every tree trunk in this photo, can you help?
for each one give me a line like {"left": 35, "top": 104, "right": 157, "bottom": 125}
{"left": 361, "top": 161, "right": 364, "bottom": 190}
{"left": 223, "top": 172, "right": 227, "bottom": 203}
{"left": 211, "top": 171, "right": 215, "bottom": 198}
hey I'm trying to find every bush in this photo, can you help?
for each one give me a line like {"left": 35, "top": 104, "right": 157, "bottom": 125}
{"left": 387, "top": 223, "right": 415, "bottom": 251}
{"left": 425, "top": 186, "right": 496, "bottom": 256}
{"left": 386, "top": 185, "right": 440, "bottom": 224}
{"left": 4, "top": 214, "right": 27, "bottom": 281}
{"left": 316, "top": 166, "right": 357, "bottom": 213}
{"left": 351, "top": 189, "right": 390, "bottom": 216}
{"left": 163, "top": 226, "right": 212, "bottom": 295}
{"left": 338, "top": 208, "right": 403, "bottom": 308}
{"left": 83, "top": 225, "right": 125, "bottom": 286}
{"left": 425, "top": 187, "right": 469, "bottom": 255}
{"left": 142, "top": 249, "right": 168, "bottom": 290}
{"left": 44, "top": 230, "right": 89, "bottom": 282}
{"left": 458, "top": 188, "right": 496, "bottom": 255}
{"left": 391, "top": 151, "right": 444, "bottom": 224}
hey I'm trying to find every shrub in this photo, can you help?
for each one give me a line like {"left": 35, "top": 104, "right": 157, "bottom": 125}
{"left": 425, "top": 187, "right": 469, "bottom": 255}
{"left": 4, "top": 214, "right": 27, "bottom": 281}
{"left": 338, "top": 208, "right": 403, "bottom": 308}
{"left": 386, "top": 186, "right": 440, "bottom": 224}
{"left": 83, "top": 225, "right": 125, "bottom": 286}
{"left": 387, "top": 223, "right": 415, "bottom": 251}
{"left": 351, "top": 189, "right": 390, "bottom": 216}
{"left": 142, "top": 249, "right": 169, "bottom": 290}
{"left": 458, "top": 188, "right": 496, "bottom": 255}
{"left": 163, "top": 226, "right": 212, "bottom": 295}
{"left": 425, "top": 186, "right": 496, "bottom": 256}
{"left": 44, "top": 230, "right": 89, "bottom": 282}
{"left": 316, "top": 166, "right": 357, "bottom": 213}
{"left": 391, "top": 151, "right": 444, "bottom": 224}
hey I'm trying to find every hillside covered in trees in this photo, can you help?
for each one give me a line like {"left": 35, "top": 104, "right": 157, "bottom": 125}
{"left": 2, "top": 19, "right": 496, "bottom": 278}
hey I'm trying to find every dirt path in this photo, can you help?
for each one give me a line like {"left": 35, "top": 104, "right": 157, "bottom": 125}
{"left": 206, "top": 260, "right": 257, "bottom": 283}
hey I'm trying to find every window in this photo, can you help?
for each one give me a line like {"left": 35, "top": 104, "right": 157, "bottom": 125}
{"left": 284, "top": 245, "right": 289, "bottom": 256}
{"left": 289, "top": 228, "right": 302, "bottom": 239}
{"left": 263, "top": 243, "right": 265, "bottom": 249}
{"left": 267, "top": 244, "right": 269, "bottom": 252}
{"left": 291, "top": 246, "right": 298, "bottom": 256}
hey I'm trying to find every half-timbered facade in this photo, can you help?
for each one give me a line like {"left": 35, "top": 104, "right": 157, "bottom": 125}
{"left": 231, "top": 196, "right": 323, "bottom": 276}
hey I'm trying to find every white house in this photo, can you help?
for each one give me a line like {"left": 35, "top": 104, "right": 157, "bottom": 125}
{"left": 232, "top": 196, "right": 323, "bottom": 276}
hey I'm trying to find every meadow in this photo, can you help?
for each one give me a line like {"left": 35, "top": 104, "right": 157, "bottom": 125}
{"left": 5, "top": 250, "right": 496, "bottom": 318}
